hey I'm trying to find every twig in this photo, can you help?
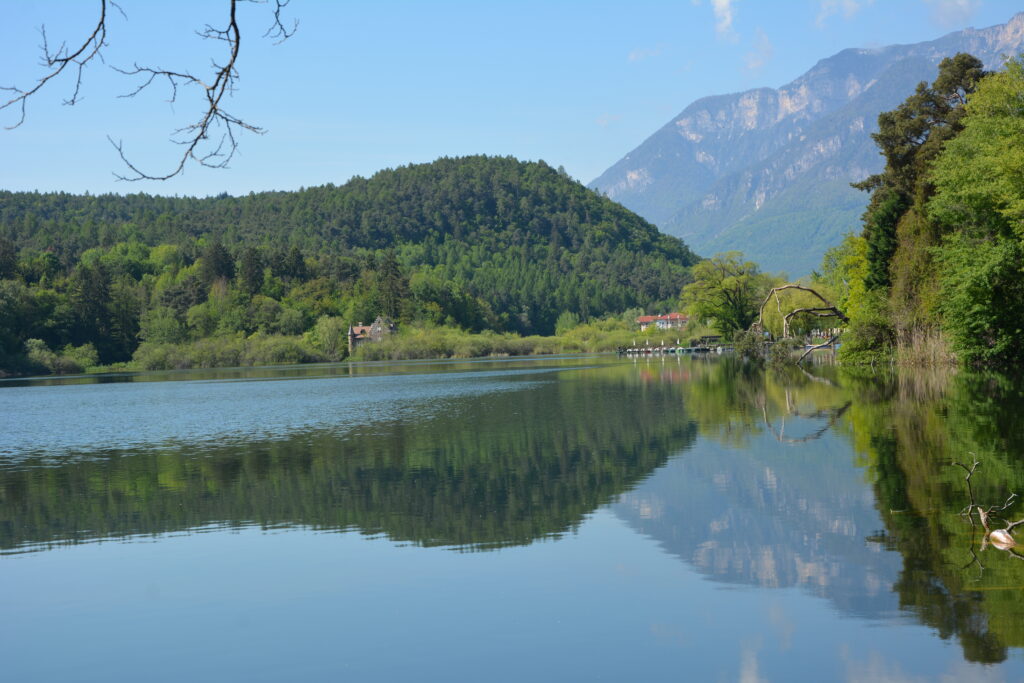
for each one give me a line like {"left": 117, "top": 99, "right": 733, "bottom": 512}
{"left": 3, "top": 0, "right": 295, "bottom": 180}
{"left": 1, "top": 0, "right": 121, "bottom": 129}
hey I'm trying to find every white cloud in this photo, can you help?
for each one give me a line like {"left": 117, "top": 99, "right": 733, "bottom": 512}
{"left": 596, "top": 113, "right": 622, "bottom": 128}
{"left": 711, "top": 0, "right": 738, "bottom": 40}
{"left": 745, "top": 28, "right": 774, "bottom": 71}
{"left": 816, "top": 0, "right": 874, "bottom": 28}
{"left": 923, "top": 0, "right": 981, "bottom": 28}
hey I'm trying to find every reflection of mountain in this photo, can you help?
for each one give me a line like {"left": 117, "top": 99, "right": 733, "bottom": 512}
{"left": 613, "top": 433, "right": 903, "bottom": 619}
{"left": 0, "top": 367, "right": 697, "bottom": 553}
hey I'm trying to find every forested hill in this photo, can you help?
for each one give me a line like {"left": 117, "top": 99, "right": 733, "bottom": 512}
{"left": 0, "top": 156, "right": 699, "bottom": 370}
{"left": 1, "top": 155, "right": 694, "bottom": 264}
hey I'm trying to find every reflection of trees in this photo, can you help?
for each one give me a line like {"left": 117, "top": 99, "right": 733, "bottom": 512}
{"left": 0, "top": 367, "right": 696, "bottom": 553}
{"left": 846, "top": 368, "right": 1024, "bottom": 663}
{"left": 631, "top": 359, "right": 1024, "bottom": 662}
{"left": 661, "top": 357, "right": 851, "bottom": 448}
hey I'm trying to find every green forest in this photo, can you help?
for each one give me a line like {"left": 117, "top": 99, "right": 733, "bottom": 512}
{"left": 816, "top": 54, "right": 1024, "bottom": 366}
{"left": 0, "top": 156, "right": 698, "bottom": 375}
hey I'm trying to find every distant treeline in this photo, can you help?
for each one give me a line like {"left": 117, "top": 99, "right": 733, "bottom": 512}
{"left": 0, "top": 156, "right": 699, "bottom": 374}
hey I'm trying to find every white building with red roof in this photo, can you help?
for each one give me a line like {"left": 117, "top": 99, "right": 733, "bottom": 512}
{"left": 635, "top": 313, "right": 688, "bottom": 331}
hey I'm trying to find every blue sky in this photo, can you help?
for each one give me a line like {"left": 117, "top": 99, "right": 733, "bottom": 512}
{"left": 0, "top": 0, "right": 1020, "bottom": 197}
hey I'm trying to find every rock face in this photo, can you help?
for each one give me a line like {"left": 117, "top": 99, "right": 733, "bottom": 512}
{"left": 590, "top": 13, "right": 1024, "bottom": 276}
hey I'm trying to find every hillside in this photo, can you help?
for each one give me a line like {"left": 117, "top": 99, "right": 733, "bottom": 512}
{"left": 590, "top": 13, "right": 1024, "bottom": 275}
{"left": 0, "top": 156, "right": 698, "bottom": 370}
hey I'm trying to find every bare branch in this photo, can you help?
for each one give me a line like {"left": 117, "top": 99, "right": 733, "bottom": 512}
{"left": 951, "top": 459, "right": 1023, "bottom": 554}
{"left": 749, "top": 284, "right": 848, "bottom": 366}
{"left": 762, "top": 400, "right": 851, "bottom": 444}
{"left": 263, "top": 0, "right": 298, "bottom": 44}
{"left": 1, "top": 0, "right": 118, "bottom": 129}
{"left": 109, "top": 0, "right": 270, "bottom": 180}
{"left": 4, "top": 0, "right": 296, "bottom": 180}
{"left": 753, "top": 284, "right": 849, "bottom": 338}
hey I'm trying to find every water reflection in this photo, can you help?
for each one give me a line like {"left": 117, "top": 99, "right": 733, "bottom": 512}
{"left": 4, "top": 355, "right": 1024, "bottom": 665}
{"left": 619, "top": 357, "right": 1024, "bottom": 664}
{"left": 615, "top": 358, "right": 900, "bottom": 619}
{"left": 847, "top": 368, "right": 1024, "bottom": 663}
{"left": 0, "top": 362, "right": 697, "bottom": 552}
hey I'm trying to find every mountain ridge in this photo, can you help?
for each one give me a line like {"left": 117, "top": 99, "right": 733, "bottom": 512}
{"left": 590, "top": 13, "right": 1024, "bottom": 275}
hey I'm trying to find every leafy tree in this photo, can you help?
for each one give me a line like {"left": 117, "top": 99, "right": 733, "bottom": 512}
{"left": 304, "top": 315, "right": 349, "bottom": 361}
{"left": 929, "top": 57, "right": 1024, "bottom": 239}
{"left": 816, "top": 233, "right": 868, "bottom": 320}
{"left": 199, "top": 241, "right": 234, "bottom": 285}
{"left": 856, "top": 53, "right": 985, "bottom": 198}
{"left": 283, "top": 246, "right": 307, "bottom": 281}
{"left": 862, "top": 190, "right": 908, "bottom": 290}
{"left": 69, "top": 261, "right": 114, "bottom": 358}
{"left": 238, "top": 246, "right": 264, "bottom": 296}
{"left": 555, "top": 311, "right": 580, "bottom": 336}
{"left": 681, "top": 252, "right": 771, "bottom": 339}
{"left": 376, "top": 249, "right": 408, "bottom": 319}
{"left": 935, "top": 234, "right": 1024, "bottom": 365}
{"left": 138, "top": 306, "right": 187, "bottom": 345}
{"left": 854, "top": 53, "right": 985, "bottom": 297}
{"left": 0, "top": 237, "right": 16, "bottom": 279}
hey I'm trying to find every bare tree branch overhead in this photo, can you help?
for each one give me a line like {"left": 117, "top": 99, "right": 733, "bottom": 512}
{"left": 1, "top": 0, "right": 297, "bottom": 181}
{"left": 1, "top": 0, "right": 121, "bottom": 128}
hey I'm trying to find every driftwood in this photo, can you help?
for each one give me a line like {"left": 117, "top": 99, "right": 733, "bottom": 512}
{"left": 952, "top": 459, "right": 1024, "bottom": 558}
{"left": 751, "top": 284, "right": 849, "bottom": 366}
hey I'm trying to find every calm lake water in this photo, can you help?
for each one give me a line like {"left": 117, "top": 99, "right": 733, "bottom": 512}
{"left": 3, "top": 355, "right": 1024, "bottom": 681}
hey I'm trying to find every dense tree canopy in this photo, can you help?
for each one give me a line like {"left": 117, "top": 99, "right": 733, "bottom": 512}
{"left": 680, "top": 252, "right": 773, "bottom": 339}
{"left": 0, "top": 156, "right": 699, "bottom": 374}
{"left": 825, "top": 54, "right": 1024, "bottom": 366}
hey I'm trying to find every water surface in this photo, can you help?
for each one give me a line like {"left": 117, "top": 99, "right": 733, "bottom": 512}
{"left": 3, "top": 355, "right": 1024, "bottom": 681}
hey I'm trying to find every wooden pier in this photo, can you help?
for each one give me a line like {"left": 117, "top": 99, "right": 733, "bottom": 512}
{"left": 618, "top": 344, "right": 729, "bottom": 356}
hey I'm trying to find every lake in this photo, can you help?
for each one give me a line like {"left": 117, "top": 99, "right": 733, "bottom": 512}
{"left": 2, "top": 355, "right": 1024, "bottom": 681}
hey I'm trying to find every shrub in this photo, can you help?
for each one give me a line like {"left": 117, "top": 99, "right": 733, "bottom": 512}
{"left": 837, "top": 290, "right": 895, "bottom": 365}
{"left": 733, "top": 329, "right": 766, "bottom": 362}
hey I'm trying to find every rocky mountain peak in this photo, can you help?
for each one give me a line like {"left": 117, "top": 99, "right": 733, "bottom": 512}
{"left": 591, "top": 14, "right": 1024, "bottom": 276}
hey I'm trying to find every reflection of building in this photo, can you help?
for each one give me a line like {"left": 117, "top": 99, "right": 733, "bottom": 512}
{"left": 636, "top": 313, "right": 688, "bottom": 331}
{"left": 348, "top": 316, "right": 397, "bottom": 354}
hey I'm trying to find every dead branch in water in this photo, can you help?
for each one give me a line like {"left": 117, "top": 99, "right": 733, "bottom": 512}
{"left": 951, "top": 458, "right": 1024, "bottom": 556}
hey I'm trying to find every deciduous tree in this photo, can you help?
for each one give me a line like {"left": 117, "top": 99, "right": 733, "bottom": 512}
{"left": 681, "top": 252, "right": 772, "bottom": 339}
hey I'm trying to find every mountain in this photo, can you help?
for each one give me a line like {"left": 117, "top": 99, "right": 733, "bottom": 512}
{"left": 590, "top": 13, "right": 1024, "bottom": 276}
{"left": 0, "top": 156, "right": 698, "bottom": 346}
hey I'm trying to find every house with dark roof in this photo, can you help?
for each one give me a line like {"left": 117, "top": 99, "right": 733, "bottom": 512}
{"left": 347, "top": 316, "right": 397, "bottom": 354}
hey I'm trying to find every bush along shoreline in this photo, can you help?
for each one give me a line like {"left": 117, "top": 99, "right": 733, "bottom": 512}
{"left": 6, "top": 317, "right": 704, "bottom": 377}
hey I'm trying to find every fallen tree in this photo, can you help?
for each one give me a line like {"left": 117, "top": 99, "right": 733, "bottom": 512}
{"left": 750, "top": 284, "right": 849, "bottom": 365}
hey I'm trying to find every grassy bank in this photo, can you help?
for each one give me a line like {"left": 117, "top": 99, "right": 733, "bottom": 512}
{"left": 8, "top": 318, "right": 707, "bottom": 375}
{"left": 350, "top": 319, "right": 703, "bottom": 361}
